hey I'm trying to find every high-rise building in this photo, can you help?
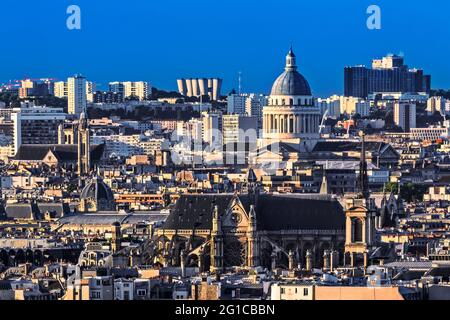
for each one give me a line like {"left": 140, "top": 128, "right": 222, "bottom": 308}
{"left": 68, "top": 76, "right": 87, "bottom": 116}
{"left": 317, "top": 95, "right": 370, "bottom": 117}
{"left": 124, "top": 82, "right": 149, "bottom": 101}
{"left": 177, "top": 78, "right": 223, "bottom": 101}
{"left": 394, "top": 101, "right": 416, "bottom": 132}
{"left": 109, "top": 82, "right": 125, "bottom": 95}
{"left": 222, "top": 114, "right": 258, "bottom": 145}
{"left": 202, "top": 111, "right": 222, "bottom": 148}
{"left": 93, "top": 91, "right": 124, "bottom": 104}
{"left": 246, "top": 94, "right": 268, "bottom": 132}
{"left": 227, "top": 94, "right": 247, "bottom": 114}
{"left": 427, "top": 96, "right": 447, "bottom": 115}
{"left": 19, "top": 79, "right": 51, "bottom": 98}
{"left": 86, "top": 81, "right": 96, "bottom": 103}
{"left": 12, "top": 105, "right": 67, "bottom": 155}
{"left": 54, "top": 81, "right": 68, "bottom": 98}
{"left": 344, "top": 54, "right": 431, "bottom": 98}
{"left": 109, "top": 81, "right": 149, "bottom": 101}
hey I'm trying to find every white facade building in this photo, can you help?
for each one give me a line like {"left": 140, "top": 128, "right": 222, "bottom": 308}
{"left": 68, "top": 75, "right": 87, "bottom": 116}
{"left": 394, "top": 101, "right": 416, "bottom": 132}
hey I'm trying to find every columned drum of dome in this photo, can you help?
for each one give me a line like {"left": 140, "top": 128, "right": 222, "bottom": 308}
{"left": 262, "top": 48, "right": 321, "bottom": 142}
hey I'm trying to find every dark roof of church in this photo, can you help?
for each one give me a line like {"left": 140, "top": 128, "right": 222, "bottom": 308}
{"left": 312, "top": 141, "right": 392, "bottom": 154}
{"left": 162, "top": 194, "right": 345, "bottom": 231}
{"left": 14, "top": 144, "right": 105, "bottom": 162}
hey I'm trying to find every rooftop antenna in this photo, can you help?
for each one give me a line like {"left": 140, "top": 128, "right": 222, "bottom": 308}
{"left": 238, "top": 71, "right": 242, "bottom": 95}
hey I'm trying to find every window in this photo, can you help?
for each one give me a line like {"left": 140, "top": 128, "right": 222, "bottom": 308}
{"left": 303, "top": 288, "right": 309, "bottom": 296}
{"left": 90, "top": 291, "right": 101, "bottom": 299}
{"left": 353, "top": 218, "right": 364, "bottom": 243}
{"left": 137, "top": 289, "right": 146, "bottom": 297}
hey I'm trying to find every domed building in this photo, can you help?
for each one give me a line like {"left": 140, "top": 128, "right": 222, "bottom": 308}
{"left": 262, "top": 48, "right": 321, "bottom": 146}
{"left": 79, "top": 177, "right": 115, "bottom": 213}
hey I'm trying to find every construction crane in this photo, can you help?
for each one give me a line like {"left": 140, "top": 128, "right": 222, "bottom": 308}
{"left": 319, "top": 108, "right": 329, "bottom": 135}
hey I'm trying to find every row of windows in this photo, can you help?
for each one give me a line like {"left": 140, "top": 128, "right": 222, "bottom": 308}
{"left": 270, "top": 98, "right": 313, "bottom": 106}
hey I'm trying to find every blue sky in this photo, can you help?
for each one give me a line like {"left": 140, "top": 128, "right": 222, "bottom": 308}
{"left": 1, "top": 0, "right": 449, "bottom": 96}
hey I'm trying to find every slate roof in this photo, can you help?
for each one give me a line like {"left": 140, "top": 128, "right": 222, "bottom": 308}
{"left": 162, "top": 194, "right": 345, "bottom": 232}
{"left": 5, "top": 204, "right": 34, "bottom": 220}
{"left": 5, "top": 202, "right": 71, "bottom": 220}
{"left": 37, "top": 203, "right": 70, "bottom": 218}
{"left": 14, "top": 144, "right": 105, "bottom": 162}
{"left": 57, "top": 213, "right": 168, "bottom": 225}
{"left": 312, "top": 141, "right": 393, "bottom": 154}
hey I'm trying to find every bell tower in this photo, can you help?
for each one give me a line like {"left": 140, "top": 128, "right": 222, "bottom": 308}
{"left": 210, "top": 205, "right": 223, "bottom": 273}
{"left": 344, "top": 132, "right": 376, "bottom": 268}
{"left": 77, "top": 113, "right": 91, "bottom": 176}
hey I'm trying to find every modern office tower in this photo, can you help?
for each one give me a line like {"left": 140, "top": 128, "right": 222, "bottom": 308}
{"left": 227, "top": 94, "right": 247, "bottom": 114}
{"left": 177, "top": 78, "right": 223, "bottom": 101}
{"left": 394, "top": 101, "right": 417, "bottom": 132}
{"left": 202, "top": 111, "right": 222, "bottom": 148}
{"left": 109, "top": 81, "right": 149, "bottom": 101}
{"left": 86, "top": 81, "right": 96, "bottom": 103}
{"left": 68, "top": 75, "right": 87, "bottom": 116}
{"left": 344, "top": 54, "right": 431, "bottom": 98}
{"left": 54, "top": 81, "right": 68, "bottom": 98}
{"left": 222, "top": 114, "right": 258, "bottom": 145}
{"left": 11, "top": 105, "right": 67, "bottom": 155}
{"left": 427, "top": 96, "right": 447, "bottom": 115}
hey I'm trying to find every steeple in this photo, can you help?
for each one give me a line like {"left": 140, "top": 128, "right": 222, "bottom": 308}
{"left": 285, "top": 46, "right": 297, "bottom": 72}
{"left": 358, "top": 131, "right": 369, "bottom": 199}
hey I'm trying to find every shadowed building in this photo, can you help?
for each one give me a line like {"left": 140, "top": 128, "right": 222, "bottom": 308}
{"left": 12, "top": 144, "right": 105, "bottom": 170}
{"left": 154, "top": 173, "right": 346, "bottom": 272}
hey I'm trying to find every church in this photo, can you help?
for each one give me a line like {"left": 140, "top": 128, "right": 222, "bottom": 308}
{"left": 154, "top": 171, "right": 346, "bottom": 272}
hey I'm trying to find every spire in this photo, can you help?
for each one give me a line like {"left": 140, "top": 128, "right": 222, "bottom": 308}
{"left": 358, "top": 131, "right": 369, "bottom": 199}
{"left": 285, "top": 47, "right": 297, "bottom": 72}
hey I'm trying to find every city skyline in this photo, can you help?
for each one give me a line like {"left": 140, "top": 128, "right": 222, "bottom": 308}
{"left": 1, "top": 0, "right": 450, "bottom": 96}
